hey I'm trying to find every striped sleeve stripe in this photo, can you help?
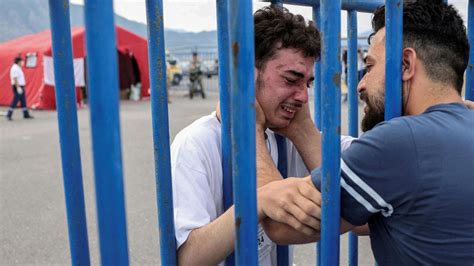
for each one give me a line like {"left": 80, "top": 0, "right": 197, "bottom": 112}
{"left": 341, "top": 178, "right": 378, "bottom": 214}
{"left": 341, "top": 159, "right": 394, "bottom": 217}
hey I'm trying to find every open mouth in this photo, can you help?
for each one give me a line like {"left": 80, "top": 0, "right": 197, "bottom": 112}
{"left": 280, "top": 103, "right": 300, "bottom": 119}
{"left": 281, "top": 105, "right": 296, "bottom": 114}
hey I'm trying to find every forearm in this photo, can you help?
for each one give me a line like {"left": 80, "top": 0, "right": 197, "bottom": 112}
{"left": 178, "top": 193, "right": 271, "bottom": 266}
{"left": 351, "top": 224, "right": 370, "bottom": 236}
{"left": 263, "top": 217, "right": 355, "bottom": 245}
{"left": 178, "top": 207, "right": 236, "bottom": 266}
{"left": 464, "top": 99, "right": 474, "bottom": 109}
{"left": 262, "top": 218, "right": 320, "bottom": 245}
{"left": 290, "top": 124, "right": 321, "bottom": 171}
{"left": 256, "top": 127, "right": 283, "bottom": 187}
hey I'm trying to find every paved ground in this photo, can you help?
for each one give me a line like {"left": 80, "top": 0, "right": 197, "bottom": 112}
{"left": 0, "top": 84, "right": 375, "bottom": 265}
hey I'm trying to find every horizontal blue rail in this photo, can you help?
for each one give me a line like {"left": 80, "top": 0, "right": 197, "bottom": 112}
{"left": 271, "top": 0, "right": 383, "bottom": 12}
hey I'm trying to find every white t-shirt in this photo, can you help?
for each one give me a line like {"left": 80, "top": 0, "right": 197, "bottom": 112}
{"left": 170, "top": 112, "right": 355, "bottom": 265}
{"left": 10, "top": 64, "right": 25, "bottom": 86}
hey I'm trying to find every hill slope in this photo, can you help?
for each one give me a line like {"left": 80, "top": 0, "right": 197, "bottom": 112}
{"left": 0, "top": 0, "right": 217, "bottom": 52}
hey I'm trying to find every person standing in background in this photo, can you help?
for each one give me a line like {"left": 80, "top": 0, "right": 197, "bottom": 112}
{"left": 6, "top": 56, "right": 33, "bottom": 121}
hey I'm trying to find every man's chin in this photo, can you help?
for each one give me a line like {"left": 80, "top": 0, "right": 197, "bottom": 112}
{"left": 266, "top": 119, "right": 290, "bottom": 130}
{"left": 361, "top": 113, "right": 384, "bottom": 132}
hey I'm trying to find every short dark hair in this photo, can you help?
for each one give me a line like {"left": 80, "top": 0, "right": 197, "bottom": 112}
{"left": 371, "top": 0, "right": 469, "bottom": 93}
{"left": 254, "top": 6, "right": 320, "bottom": 70}
{"left": 14, "top": 57, "right": 23, "bottom": 64}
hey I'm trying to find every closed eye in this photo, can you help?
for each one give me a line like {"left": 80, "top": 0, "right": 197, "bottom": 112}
{"left": 285, "top": 77, "right": 297, "bottom": 84}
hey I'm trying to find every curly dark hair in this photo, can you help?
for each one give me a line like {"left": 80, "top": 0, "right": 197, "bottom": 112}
{"left": 371, "top": 0, "right": 469, "bottom": 94}
{"left": 254, "top": 6, "right": 321, "bottom": 70}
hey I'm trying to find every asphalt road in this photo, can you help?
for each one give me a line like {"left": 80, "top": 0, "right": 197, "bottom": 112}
{"left": 0, "top": 86, "right": 375, "bottom": 265}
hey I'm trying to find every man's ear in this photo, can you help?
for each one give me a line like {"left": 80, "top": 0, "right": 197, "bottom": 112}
{"left": 401, "top": 48, "right": 416, "bottom": 81}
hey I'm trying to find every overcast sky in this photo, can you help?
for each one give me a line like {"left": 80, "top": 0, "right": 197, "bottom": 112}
{"left": 70, "top": 0, "right": 468, "bottom": 37}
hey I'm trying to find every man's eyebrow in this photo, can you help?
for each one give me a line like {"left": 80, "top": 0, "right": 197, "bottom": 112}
{"left": 283, "top": 70, "right": 305, "bottom": 79}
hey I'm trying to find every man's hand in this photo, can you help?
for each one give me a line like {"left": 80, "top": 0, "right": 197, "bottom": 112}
{"left": 273, "top": 103, "right": 322, "bottom": 171}
{"left": 464, "top": 99, "right": 474, "bottom": 109}
{"left": 257, "top": 176, "right": 321, "bottom": 236}
{"left": 215, "top": 101, "right": 222, "bottom": 122}
{"left": 273, "top": 103, "right": 314, "bottom": 141}
{"left": 255, "top": 100, "right": 266, "bottom": 133}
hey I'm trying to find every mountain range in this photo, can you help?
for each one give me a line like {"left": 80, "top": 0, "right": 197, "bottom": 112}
{"left": 0, "top": 0, "right": 217, "bottom": 54}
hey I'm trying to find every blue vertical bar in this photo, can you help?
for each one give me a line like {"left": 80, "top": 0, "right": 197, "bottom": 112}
{"left": 216, "top": 1, "right": 235, "bottom": 265}
{"left": 217, "top": 0, "right": 233, "bottom": 224}
{"left": 467, "top": 0, "right": 474, "bottom": 100}
{"left": 313, "top": 6, "right": 322, "bottom": 130}
{"left": 320, "top": 0, "right": 342, "bottom": 265}
{"left": 312, "top": 6, "right": 322, "bottom": 266}
{"left": 384, "top": 0, "right": 403, "bottom": 120}
{"left": 347, "top": 10, "right": 359, "bottom": 138}
{"left": 48, "top": 1, "right": 90, "bottom": 265}
{"left": 348, "top": 233, "right": 358, "bottom": 266}
{"left": 316, "top": 240, "right": 321, "bottom": 266}
{"left": 270, "top": 3, "right": 289, "bottom": 265}
{"left": 229, "top": 0, "right": 258, "bottom": 265}
{"left": 347, "top": 10, "right": 359, "bottom": 266}
{"left": 83, "top": 1, "right": 129, "bottom": 265}
{"left": 145, "top": 0, "right": 177, "bottom": 265}
{"left": 275, "top": 133, "right": 289, "bottom": 266}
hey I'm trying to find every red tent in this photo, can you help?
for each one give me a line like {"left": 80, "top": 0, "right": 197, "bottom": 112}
{"left": 0, "top": 26, "right": 150, "bottom": 110}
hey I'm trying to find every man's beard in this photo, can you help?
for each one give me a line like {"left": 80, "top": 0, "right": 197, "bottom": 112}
{"left": 360, "top": 90, "right": 385, "bottom": 132}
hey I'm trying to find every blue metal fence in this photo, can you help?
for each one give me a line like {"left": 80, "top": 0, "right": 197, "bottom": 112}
{"left": 83, "top": 1, "right": 129, "bottom": 265}
{"left": 384, "top": 0, "right": 403, "bottom": 120}
{"left": 48, "top": 0, "right": 473, "bottom": 265}
{"left": 228, "top": 0, "right": 259, "bottom": 264}
{"left": 467, "top": 0, "right": 474, "bottom": 101}
{"left": 47, "top": 1, "right": 90, "bottom": 265}
{"left": 216, "top": 1, "right": 235, "bottom": 266}
{"left": 145, "top": 0, "right": 178, "bottom": 264}
{"left": 313, "top": 6, "right": 322, "bottom": 130}
{"left": 320, "top": 2, "right": 343, "bottom": 265}
{"left": 347, "top": 8, "right": 359, "bottom": 266}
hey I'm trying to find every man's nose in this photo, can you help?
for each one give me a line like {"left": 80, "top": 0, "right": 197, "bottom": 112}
{"left": 357, "top": 75, "right": 366, "bottom": 93}
{"left": 294, "top": 87, "right": 309, "bottom": 103}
